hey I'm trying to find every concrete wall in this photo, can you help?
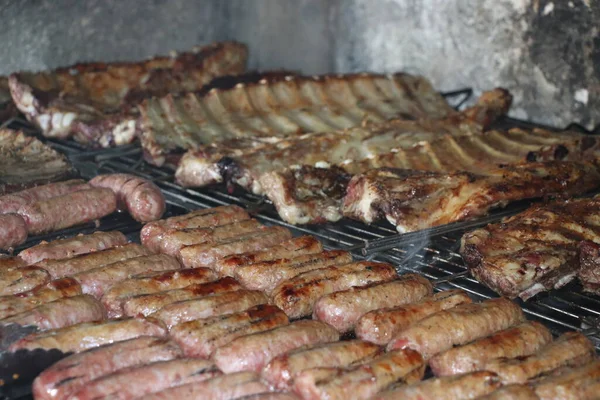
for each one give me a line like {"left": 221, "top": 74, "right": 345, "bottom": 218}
{"left": 0, "top": 0, "right": 597, "bottom": 129}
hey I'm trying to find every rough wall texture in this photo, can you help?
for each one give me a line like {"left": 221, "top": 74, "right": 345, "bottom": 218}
{"left": 0, "top": 0, "right": 597, "bottom": 129}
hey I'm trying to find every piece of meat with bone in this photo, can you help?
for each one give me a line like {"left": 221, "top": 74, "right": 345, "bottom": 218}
{"left": 532, "top": 359, "right": 600, "bottom": 400}
{"left": 123, "top": 276, "right": 242, "bottom": 317}
{"left": 35, "top": 243, "right": 151, "bottom": 279}
{"left": 313, "top": 274, "right": 433, "bottom": 333}
{"left": 578, "top": 240, "right": 600, "bottom": 295}
{"left": 0, "top": 277, "right": 82, "bottom": 319}
{"left": 71, "top": 358, "right": 221, "bottom": 400}
{"left": 170, "top": 304, "right": 289, "bottom": 358}
{"left": 483, "top": 331, "right": 596, "bottom": 384}
{"left": 8, "top": 317, "right": 167, "bottom": 353}
{"left": 0, "top": 265, "right": 49, "bottom": 296}
{"left": 17, "top": 188, "right": 117, "bottom": 235}
{"left": 178, "top": 226, "right": 293, "bottom": 269}
{"left": 32, "top": 337, "right": 183, "bottom": 400}
{"left": 212, "top": 320, "right": 339, "bottom": 374}
{"left": 102, "top": 267, "right": 218, "bottom": 318}
{"left": 89, "top": 174, "right": 166, "bottom": 223}
{"left": 0, "top": 294, "right": 105, "bottom": 331}
{"left": 429, "top": 321, "right": 552, "bottom": 376}
{"left": 461, "top": 196, "right": 600, "bottom": 300}
{"left": 19, "top": 230, "right": 128, "bottom": 265}
{"left": 355, "top": 289, "right": 472, "bottom": 345}
{"left": 387, "top": 298, "right": 525, "bottom": 359}
{"left": 261, "top": 340, "right": 382, "bottom": 390}
{"left": 293, "top": 348, "right": 425, "bottom": 400}
{"left": 234, "top": 250, "right": 352, "bottom": 294}
{"left": 0, "top": 179, "right": 89, "bottom": 213}
{"left": 373, "top": 370, "right": 501, "bottom": 400}
{"left": 0, "top": 213, "right": 27, "bottom": 249}
{"left": 214, "top": 235, "right": 323, "bottom": 277}
{"left": 271, "top": 261, "right": 397, "bottom": 319}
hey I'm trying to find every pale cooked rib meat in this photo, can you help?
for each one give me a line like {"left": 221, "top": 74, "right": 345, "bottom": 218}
{"left": 578, "top": 240, "right": 600, "bottom": 294}
{"left": 170, "top": 304, "right": 289, "bottom": 358}
{"left": 355, "top": 289, "right": 472, "bottom": 345}
{"left": 32, "top": 337, "right": 183, "bottom": 400}
{"left": 387, "top": 298, "right": 525, "bottom": 359}
{"left": 313, "top": 274, "right": 433, "bottom": 333}
{"left": 428, "top": 321, "right": 552, "bottom": 376}
{"left": 214, "top": 235, "right": 323, "bottom": 277}
{"left": 533, "top": 359, "right": 600, "bottom": 400}
{"left": 123, "top": 276, "right": 242, "bottom": 317}
{"left": 0, "top": 277, "right": 82, "bottom": 319}
{"left": 0, "top": 265, "right": 50, "bottom": 296}
{"left": 212, "top": 320, "right": 339, "bottom": 374}
{"left": 261, "top": 340, "right": 382, "bottom": 390}
{"left": 373, "top": 371, "right": 501, "bottom": 400}
{"left": 102, "top": 267, "right": 218, "bottom": 318}
{"left": 234, "top": 250, "right": 352, "bottom": 293}
{"left": 461, "top": 196, "right": 600, "bottom": 299}
{"left": 9, "top": 317, "right": 167, "bottom": 353}
{"left": 19, "top": 231, "right": 128, "bottom": 265}
{"left": 9, "top": 42, "right": 247, "bottom": 145}
{"left": 483, "top": 332, "right": 596, "bottom": 384}
{"left": 271, "top": 261, "right": 397, "bottom": 319}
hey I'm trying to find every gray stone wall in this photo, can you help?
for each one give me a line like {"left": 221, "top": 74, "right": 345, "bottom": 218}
{"left": 0, "top": 0, "right": 597, "bottom": 129}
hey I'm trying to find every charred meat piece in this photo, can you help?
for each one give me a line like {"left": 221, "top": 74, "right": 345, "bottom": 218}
{"left": 8, "top": 317, "right": 167, "bottom": 353}
{"left": 0, "top": 213, "right": 27, "bottom": 250}
{"left": 212, "top": 320, "right": 339, "bottom": 374}
{"left": 387, "top": 298, "right": 525, "bottom": 359}
{"left": 578, "top": 240, "right": 600, "bottom": 294}
{"left": 429, "top": 321, "right": 552, "bottom": 376}
{"left": 313, "top": 274, "right": 433, "bottom": 333}
{"left": 461, "top": 196, "right": 600, "bottom": 300}
{"left": 214, "top": 235, "right": 322, "bottom": 277}
{"left": 171, "top": 304, "right": 289, "bottom": 358}
{"left": 0, "top": 179, "right": 89, "bottom": 214}
{"left": 0, "top": 265, "right": 50, "bottom": 296}
{"left": 102, "top": 267, "right": 217, "bottom": 318}
{"left": 32, "top": 337, "right": 183, "bottom": 400}
{"left": 262, "top": 340, "right": 382, "bottom": 390}
{"left": 355, "top": 289, "right": 472, "bottom": 345}
{"left": 19, "top": 231, "right": 128, "bottom": 265}
{"left": 533, "top": 359, "right": 600, "bottom": 400}
{"left": 484, "top": 332, "right": 596, "bottom": 384}
{"left": 234, "top": 250, "right": 352, "bottom": 293}
{"left": 271, "top": 261, "right": 397, "bottom": 319}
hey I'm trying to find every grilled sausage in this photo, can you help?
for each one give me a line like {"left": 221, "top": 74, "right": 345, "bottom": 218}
{"left": 0, "top": 256, "right": 25, "bottom": 269}
{"left": 0, "top": 179, "right": 90, "bottom": 214}
{"left": 293, "top": 349, "right": 425, "bottom": 400}
{"left": 484, "top": 331, "right": 596, "bottom": 384}
{"left": 35, "top": 243, "right": 151, "bottom": 278}
{"left": 373, "top": 371, "right": 501, "bottom": 400}
{"left": 142, "top": 372, "right": 268, "bottom": 400}
{"left": 429, "top": 321, "right": 552, "bottom": 376}
{"left": 101, "top": 267, "right": 218, "bottom": 318}
{"left": 170, "top": 304, "right": 289, "bottom": 358}
{"left": 89, "top": 173, "right": 166, "bottom": 223}
{"left": 0, "top": 265, "right": 49, "bottom": 295}
{"left": 214, "top": 235, "right": 323, "bottom": 277}
{"left": 151, "top": 289, "right": 269, "bottom": 329}
{"left": 234, "top": 250, "right": 352, "bottom": 293}
{"left": 32, "top": 337, "right": 182, "bottom": 400}
{"left": 123, "top": 277, "right": 242, "bottom": 317}
{"left": 178, "top": 226, "right": 293, "bottom": 269}
{"left": 17, "top": 188, "right": 117, "bottom": 235}
{"left": 141, "top": 205, "right": 250, "bottom": 252}
{"left": 533, "top": 359, "right": 600, "bottom": 400}
{"left": 213, "top": 320, "right": 339, "bottom": 374}
{"left": 0, "top": 213, "right": 27, "bottom": 249}
{"left": 9, "top": 317, "right": 167, "bottom": 353}
{"left": 73, "top": 254, "right": 181, "bottom": 298}
{"left": 158, "top": 219, "right": 263, "bottom": 256}
{"left": 237, "top": 394, "right": 300, "bottom": 400}
{"left": 387, "top": 298, "right": 526, "bottom": 359}
{"left": 355, "top": 289, "right": 472, "bottom": 345}
{"left": 262, "top": 340, "right": 382, "bottom": 390}
{"left": 1, "top": 294, "right": 104, "bottom": 331}
{"left": 313, "top": 274, "right": 433, "bottom": 333}
{"left": 0, "top": 277, "right": 81, "bottom": 319}
{"left": 19, "top": 230, "right": 128, "bottom": 265}
{"left": 271, "top": 261, "right": 397, "bottom": 319}
{"left": 71, "top": 358, "right": 221, "bottom": 400}
{"left": 478, "top": 385, "right": 540, "bottom": 400}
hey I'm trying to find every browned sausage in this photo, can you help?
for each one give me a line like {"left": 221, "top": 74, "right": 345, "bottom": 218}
{"left": 0, "top": 265, "right": 49, "bottom": 295}
{"left": 89, "top": 173, "right": 166, "bottom": 223}
{"left": 0, "top": 179, "right": 90, "bottom": 214}
{"left": 478, "top": 385, "right": 540, "bottom": 400}
{"left": 533, "top": 359, "right": 600, "bottom": 400}
{"left": 0, "top": 213, "right": 27, "bottom": 249}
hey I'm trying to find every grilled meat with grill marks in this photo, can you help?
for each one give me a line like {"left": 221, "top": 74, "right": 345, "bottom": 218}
{"left": 0, "top": 265, "right": 50, "bottom": 296}
{"left": 533, "top": 359, "right": 600, "bottom": 400}
{"left": 461, "top": 196, "right": 600, "bottom": 300}
{"left": 578, "top": 240, "right": 600, "bottom": 294}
